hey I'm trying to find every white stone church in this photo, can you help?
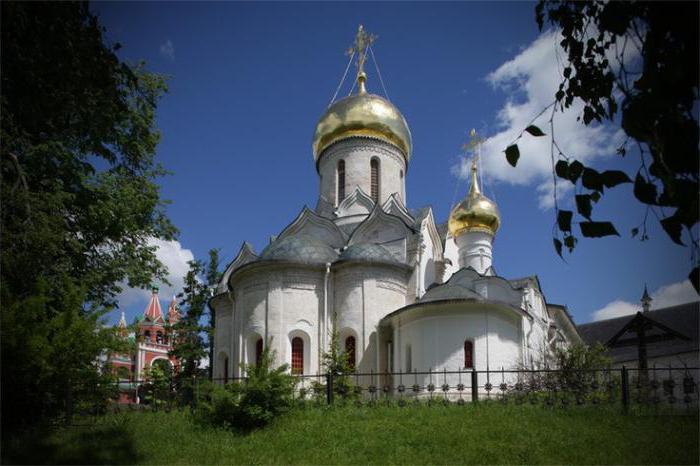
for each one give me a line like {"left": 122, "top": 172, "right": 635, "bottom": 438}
{"left": 211, "top": 27, "right": 581, "bottom": 382}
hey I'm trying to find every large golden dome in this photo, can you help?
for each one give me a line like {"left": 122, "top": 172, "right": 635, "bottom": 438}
{"left": 312, "top": 75, "right": 412, "bottom": 163}
{"left": 448, "top": 160, "right": 500, "bottom": 237}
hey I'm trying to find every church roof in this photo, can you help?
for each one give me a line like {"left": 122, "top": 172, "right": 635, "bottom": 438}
{"left": 260, "top": 234, "right": 338, "bottom": 264}
{"left": 339, "top": 243, "right": 401, "bottom": 265}
{"left": 577, "top": 302, "right": 699, "bottom": 363}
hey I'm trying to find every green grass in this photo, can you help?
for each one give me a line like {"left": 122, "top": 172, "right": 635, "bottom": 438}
{"left": 4, "top": 404, "right": 698, "bottom": 465}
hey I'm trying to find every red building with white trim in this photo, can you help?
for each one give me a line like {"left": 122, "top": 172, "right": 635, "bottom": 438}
{"left": 109, "top": 287, "right": 181, "bottom": 403}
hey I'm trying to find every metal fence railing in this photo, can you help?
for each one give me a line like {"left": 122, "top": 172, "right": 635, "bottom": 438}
{"left": 58, "top": 365, "right": 699, "bottom": 423}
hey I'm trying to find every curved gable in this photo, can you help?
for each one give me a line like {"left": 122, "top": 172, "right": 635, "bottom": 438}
{"left": 277, "top": 206, "right": 346, "bottom": 249}
{"left": 382, "top": 193, "right": 414, "bottom": 226}
{"left": 217, "top": 242, "right": 258, "bottom": 294}
{"left": 348, "top": 205, "right": 414, "bottom": 262}
{"left": 336, "top": 187, "right": 375, "bottom": 218}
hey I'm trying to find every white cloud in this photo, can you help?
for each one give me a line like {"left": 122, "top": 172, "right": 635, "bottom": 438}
{"left": 116, "top": 238, "right": 194, "bottom": 311}
{"left": 456, "top": 30, "right": 624, "bottom": 209}
{"left": 159, "top": 39, "right": 175, "bottom": 61}
{"left": 590, "top": 299, "right": 639, "bottom": 322}
{"left": 591, "top": 280, "right": 698, "bottom": 321}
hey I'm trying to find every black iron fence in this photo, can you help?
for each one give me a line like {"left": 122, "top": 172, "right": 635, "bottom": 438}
{"left": 61, "top": 365, "right": 699, "bottom": 423}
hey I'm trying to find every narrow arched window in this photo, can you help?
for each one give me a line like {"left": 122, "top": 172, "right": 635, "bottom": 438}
{"left": 144, "top": 331, "right": 151, "bottom": 342}
{"left": 464, "top": 340, "right": 474, "bottom": 369}
{"left": 156, "top": 331, "right": 163, "bottom": 344}
{"left": 255, "top": 338, "right": 263, "bottom": 366}
{"left": 370, "top": 158, "right": 380, "bottom": 202}
{"left": 405, "top": 345, "right": 412, "bottom": 372}
{"left": 223, "top": 357, "right": 229, "bottom": 383}
{"left": 291, "top": 337, "right": 304, "bottom": 374}
{"left": 337, "top": 160, "right": 345, "bottom": 202}
{"left": 345, "top": 336, "right": 356, "bottom": 370}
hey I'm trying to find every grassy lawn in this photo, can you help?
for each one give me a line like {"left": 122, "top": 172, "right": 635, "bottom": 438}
{"left": 4, "top": 404, "right": 698, "bottom": 465}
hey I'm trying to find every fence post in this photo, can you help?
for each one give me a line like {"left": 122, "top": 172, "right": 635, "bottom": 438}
{"left": 326, "top": 372, "right": 334, "bottom": 405}
{"left": 621, "top": 366, "right": 630, "bottom": 414}
{"left": 471, "top": 370, "right": 478, "bottom": 403}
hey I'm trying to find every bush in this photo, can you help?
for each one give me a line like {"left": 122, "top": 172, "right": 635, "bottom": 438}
{"left": 196, "top": 342, "right": 296, "bottom": 430}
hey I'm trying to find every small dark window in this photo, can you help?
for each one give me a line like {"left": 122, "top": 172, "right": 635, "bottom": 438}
{"left": 255, "top": 338, "right": 263, "bottom": 366}
{"left": 223, "top": 357, "right": 229, "bottom": 383}
{"left": 337, "top": 160, "right": 346, "bottom": 202}
{"left": 156, "top": 331, "right": 163, "bottom": 344}
{"left": 464, "top": 340, "right": 474, "bottom": 369}
{"left": 291, "top": 337, "right": 304, "bottom": 375}
{"left": 370, "top": 158, "right": 379, "bottom": 201}
{"left": 345, "top": 336, "right": 356, "bottom": 370}
{"left": 144, "top": 331, "right": 151, "bottom": 342}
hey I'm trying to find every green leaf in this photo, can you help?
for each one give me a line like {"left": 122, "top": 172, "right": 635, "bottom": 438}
{"left": 553, "top": 238, "right": 563, "bottom": 258}
{"left": 525, "top": 125, "right": 546, "bottom": 137}
{"left": 555, "top": 160, "right": 569, "bottom": 179}
{"left": 557, "top": 210, "right": 573, "bottom": 232}
{"left": 564, "top": 234, "right": 577, "bottom": 252}
{"left": 590, "top": 191, "right": 601, "bottom": 203}
{"left": 601, "top": 170, "right": 632, "bottom": 188}
{"left": 631, "top": 227, "right": 639, "bottom": 238}
{"left": 568, "top": 160, "right": 584, "bottom": 183}
{"left": 575, "top": 194, "right": 592, "bottom": 220}
{"left": 579, "top": 221, "right": 620, "bottom": 238}
{"left": 505, "top": 144, "right": 520, "bottom": 167}
{"left": 660, "top": 215, "right": 685, "bottom": 246}
{"left": 582, "top": 167, "right": 604, "bottom": 192}
{"left": 634, "top": 173, "right": 658, "bottom": 205}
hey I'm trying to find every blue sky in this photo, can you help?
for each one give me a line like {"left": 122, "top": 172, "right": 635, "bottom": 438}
{"left": 94, "top": 2, "right": 697, "bottom": 326}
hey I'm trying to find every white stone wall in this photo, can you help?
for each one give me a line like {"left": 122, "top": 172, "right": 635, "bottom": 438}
{"left": 212, "top": 300, "right": 233, "bottom": 380}
{"left": 442, "top": 236, "right": 460, "bottom": 281}
{"left": 317, "top": 138, "right": 407, "bottom": 209}
{"left": 220, "top": 265, "right": 326, "bottom": 376}
{"left": 388, "top": 302, "right": 523, "bottom": 387}
{"left": 455, "top": 230, "right": 494, "bottom": 274}
{"left": 333, "top": 264, "right": 409, "bottom": 373}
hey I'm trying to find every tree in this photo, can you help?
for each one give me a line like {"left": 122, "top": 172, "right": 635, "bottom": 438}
{"left": 504, "top": 1, "right": 699, "bottom": 291}
{"left": 316, "top": 323, "right": 357, "bottom": 400}
{"left": 1, "top": 2, "right": 175, "bottom": 430}
{"left": 170, "top": 249, "right": 221, "bottom": 382}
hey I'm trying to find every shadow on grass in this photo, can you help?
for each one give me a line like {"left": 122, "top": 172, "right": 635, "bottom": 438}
{"left": 3, "top": 423, "right": 142, "bottom": 465}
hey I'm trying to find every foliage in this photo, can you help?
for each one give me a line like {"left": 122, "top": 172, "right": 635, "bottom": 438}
{"left": 4, "top": 407, "right": 698, "bottom": 465}
{"left": 553, "top": 342, "right": 612, "bottom": 372}
{"left": 311, "top": 325, "right": 357, "bottom": 401}
{"left": 170, "top": 249, "right": 221, "bottom": 383}
{"left": 1, "top": 2, "right": 174, "bottom": 430}
{"left": 140, "top": 364, "right": 172, "bottom": 409}
{"left": 505, "top": 1, "right": 699, "bottom": 290}
{"left": 196, "top": 343, "right": 296, "bottom": 430}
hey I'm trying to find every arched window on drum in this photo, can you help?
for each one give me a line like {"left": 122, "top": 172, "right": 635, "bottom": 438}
{"left": 337, "top": 160, "right": 346, "bottom": 202}
{"left": 370, "top": 158, "right": 380, "bottom": 202}
{"left": 345, "top": 335, "right": 356, "bottom": 370}
{"left": 464, "top": 340, "right": 474, "bottom": 369}
{"left": 291, "top": 337, "right": 304, "bottom": 375}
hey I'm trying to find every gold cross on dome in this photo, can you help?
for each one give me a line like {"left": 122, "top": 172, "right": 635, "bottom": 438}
{"left": 461, "top": 128, "right": 486, "bottom": 154}
{"left": 346, "top": 25, "right": 376, "bottom": 79}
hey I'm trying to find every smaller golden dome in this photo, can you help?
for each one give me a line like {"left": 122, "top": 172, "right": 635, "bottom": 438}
{"left": 448, "top": 160, "right": 500, "bottom": 237}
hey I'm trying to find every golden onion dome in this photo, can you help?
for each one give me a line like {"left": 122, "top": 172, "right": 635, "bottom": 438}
{"left": 312, "top": 74, "right": 412, "bottom": 163}
{"left": 448, "top": 160, "right": 500, "bottom": 237}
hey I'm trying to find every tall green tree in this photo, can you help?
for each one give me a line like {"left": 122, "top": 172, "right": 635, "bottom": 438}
{"left": 1, "top": 2, "right": 175, "bottom": 430}
{"left": 504, "top": 1, "right": 699, "bottom": 290}
{"left": 170, "top": 249, "right": 221, "bottom": 381}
